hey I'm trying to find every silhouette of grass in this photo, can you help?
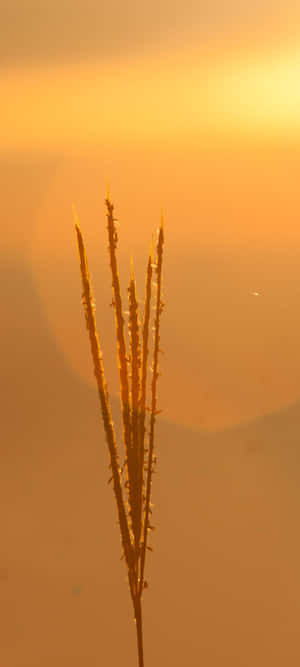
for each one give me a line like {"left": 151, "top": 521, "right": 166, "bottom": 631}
{"left": 74, "top": 190, "right": 165, "bottom": 667}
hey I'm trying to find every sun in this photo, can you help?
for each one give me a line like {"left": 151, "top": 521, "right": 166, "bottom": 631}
{"left": 211, "top": 47, "right": 300, "bottom": 134}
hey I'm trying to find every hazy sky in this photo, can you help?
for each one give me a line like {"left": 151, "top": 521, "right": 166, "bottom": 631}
{"left": 3, "top": 8, "right": 300, "bottom": 665}
{"left": 3, "top": 1, "right": 300, "bottom": 431}
{"left": 1, "top": 0, "right": 300, "bottom": 157}
{"left": 2, "top": 0, "right": 300, "bottom": 156}
{"left": 2, "top": 0, "right": 298, "bottom": 68}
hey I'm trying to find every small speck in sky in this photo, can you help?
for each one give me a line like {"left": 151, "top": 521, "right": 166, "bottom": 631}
{"left": 250, "top": 291, "right": 262, "bottom": 296}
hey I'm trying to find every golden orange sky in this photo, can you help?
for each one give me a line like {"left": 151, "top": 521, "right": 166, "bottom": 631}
{"left": 26, "top": 142, "right": 300, "bottom": 432}
{"left": 2, "top": 41, "right": 300, "bottom": 154}
{"left": 3, "top": 1, "right": 300, "bottom": 432}
{"left": 3, "top": 8, "right": 300, "bottom": 664}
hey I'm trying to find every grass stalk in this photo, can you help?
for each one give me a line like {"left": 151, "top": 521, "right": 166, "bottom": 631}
{"left": 128, "top": 259, "right": 143, "bottom": 570}
{"left": 137, "top": 241, "right": 153, "bottom": 588}
{"left": 105, "top": 196, "right": 133, "bottom": 540}
{"left": 139, "top": 217, "right": 164, "bottom": 596}
{"left": 74, "top": 217, "right": 134, "bottom": 578}
{"left": 74, "top": 194, "right": 165, "bottom": 666}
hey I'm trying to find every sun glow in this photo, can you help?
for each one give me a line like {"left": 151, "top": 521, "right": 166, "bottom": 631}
{"left": 214, "top": 48, "right": 300, "bottom": 132}
{"left": 2, "top": 44, "right": 300, "bottom": 153}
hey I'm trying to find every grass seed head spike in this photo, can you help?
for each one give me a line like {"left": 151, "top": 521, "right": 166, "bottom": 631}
{"left": 74, "top": 196, "right": 165, "bottom": 667}
{"left": 128, "top": 258, "right": 143, "bottom": 563}
{"left": 138, "top": 241, "right": 153, "bottom": 542}
{"left": 139, "top": 218, "right": 164, "bottom": 597}
{"left": 160, "top": 208, "right": 164, "bottom": 234}
{"left": 74, "top": 220, "right": 134, "bottom": 580}
{"left": 105, "top": 196, "right": 133, "bottom": 530}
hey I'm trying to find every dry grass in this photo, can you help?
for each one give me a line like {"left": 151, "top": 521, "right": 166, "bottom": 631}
{"left": 74, "top": 190, "right": 165, "bottom": 667}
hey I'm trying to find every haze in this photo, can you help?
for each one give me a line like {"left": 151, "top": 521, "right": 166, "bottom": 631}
{"left": 2, "top": 1, "right": 300, "bottom": 664}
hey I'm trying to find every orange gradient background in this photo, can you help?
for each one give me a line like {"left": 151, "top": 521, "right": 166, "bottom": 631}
{"left": 2, "top": 2, "right": 300, "bottom": 666}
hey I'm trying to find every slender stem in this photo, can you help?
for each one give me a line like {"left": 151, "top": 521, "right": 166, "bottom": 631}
{"left": 133, "top": 595, "right": 144, "bottom": 667}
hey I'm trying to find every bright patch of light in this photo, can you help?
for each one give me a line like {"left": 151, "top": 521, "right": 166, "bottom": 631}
{"left": 1, "top": 45, "right": 300, "bottom": 152}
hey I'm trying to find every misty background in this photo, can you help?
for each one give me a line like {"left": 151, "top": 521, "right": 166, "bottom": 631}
{"left": 2, "top": 1, "right": 300, "bottom": 665}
